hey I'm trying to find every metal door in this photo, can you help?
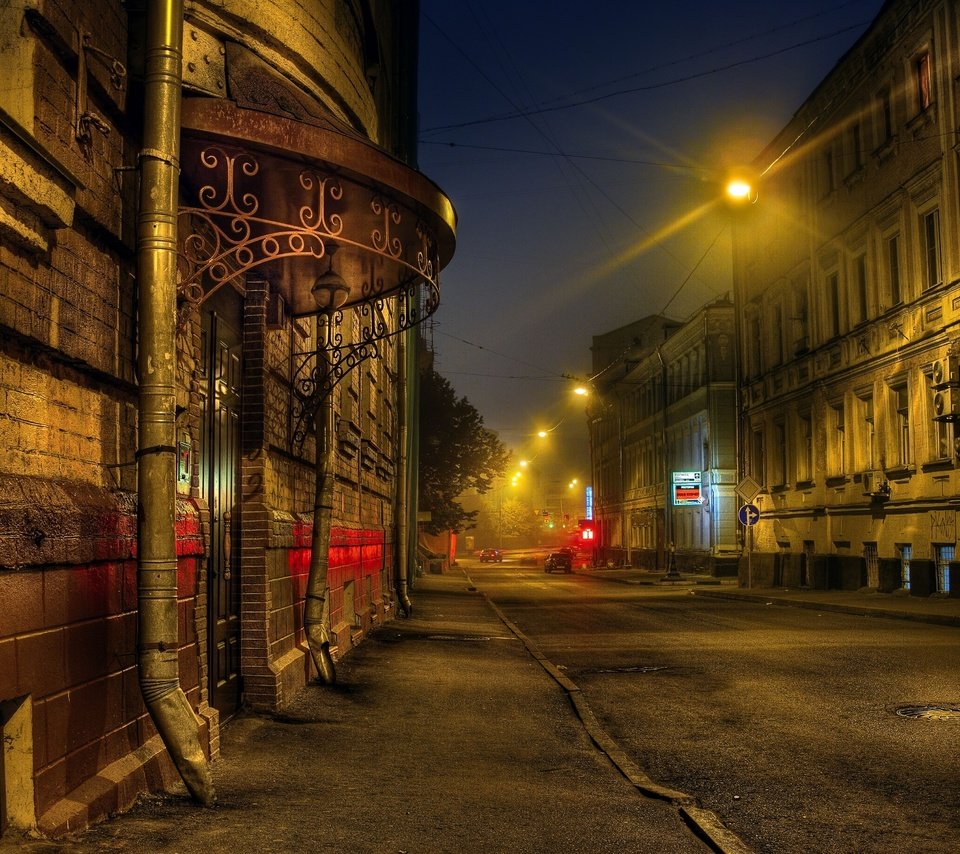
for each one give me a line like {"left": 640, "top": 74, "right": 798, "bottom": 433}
{"left": 199, "top": 305, "right": 242, "bottom": 716}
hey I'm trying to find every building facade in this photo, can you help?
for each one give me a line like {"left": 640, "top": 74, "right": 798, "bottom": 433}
{"left": 0, "top": 0, "right": 454, "bottom": 837}
{"left": 733, "top": 0, "right": 959, "bottom": 593}
{"left": 588, "top": 301, "right": 739, "bottom": 574}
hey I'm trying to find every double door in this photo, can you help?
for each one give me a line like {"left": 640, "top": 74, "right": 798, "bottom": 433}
{"left": 199, "top": 301, "right": 242, "bottom": 716}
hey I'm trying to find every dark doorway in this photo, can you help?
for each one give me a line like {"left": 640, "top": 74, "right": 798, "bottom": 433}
{"left": 199, "top": 291, "right": 243, "bottom": 717}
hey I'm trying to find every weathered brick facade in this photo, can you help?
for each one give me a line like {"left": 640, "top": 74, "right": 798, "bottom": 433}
{"left": 1, "top": 0, "right": 450, "bottom": 838}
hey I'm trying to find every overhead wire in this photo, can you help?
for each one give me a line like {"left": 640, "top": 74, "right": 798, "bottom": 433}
{"left": 421, "top": 21, "right": 873, "bottom": 134}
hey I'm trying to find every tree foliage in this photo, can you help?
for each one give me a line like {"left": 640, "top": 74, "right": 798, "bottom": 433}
{"left": 418, "top": 368, "right": 509, "bottom": 534}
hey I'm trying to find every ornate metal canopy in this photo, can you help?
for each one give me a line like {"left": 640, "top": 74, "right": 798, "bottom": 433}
{"left": 177, "top": 99, "right": 457, "bottom": 448}
{"left": 178, "top": 99, "right": 456, "bottom": 316}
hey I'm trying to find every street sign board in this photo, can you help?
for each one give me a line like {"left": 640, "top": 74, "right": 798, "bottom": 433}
{"left": 673, "top": 484, "right": 702, "bottom": 505}
{"left": 738, "top": 503, "right": 760, "bottom": 526}
{"left": 673, "top": 470, "right": 703, "bottom": 505}
{"left": 736, "top": 475, "right": 761, "bottom": 503}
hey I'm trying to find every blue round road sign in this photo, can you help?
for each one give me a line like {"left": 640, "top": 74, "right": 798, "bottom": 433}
{"left": 738, "top": 503, "right": 760, "bottom": 526}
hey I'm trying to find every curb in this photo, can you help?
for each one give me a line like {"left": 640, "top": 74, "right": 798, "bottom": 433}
{"left": 692, "top": 589, "right": 960, "bottom": 627}
{"left": 468, "top": 572, "right": 753, "bottom": 854}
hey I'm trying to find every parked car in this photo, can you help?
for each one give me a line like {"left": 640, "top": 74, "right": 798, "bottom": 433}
{"left": 479, "top": 548, "right": 502, "bottom": 563}
{"left": 544, "top": 551, "right": 573, "bottom": 573}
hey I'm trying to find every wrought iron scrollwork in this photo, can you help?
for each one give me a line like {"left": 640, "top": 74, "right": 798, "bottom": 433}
{"left": 176, "top": 142, "right": 445, "bottom": 450}
{"left": 177, "top": 145, "right": 442, "bottom": 319}
{"left": 290, "top": 278, "right": 439, "bottom": 451}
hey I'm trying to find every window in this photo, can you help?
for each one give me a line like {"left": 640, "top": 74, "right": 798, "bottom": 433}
{"left": 850, "top": 121, "right": 863, "bottom": 171}
{"left": 797, "top": 413, "right": 813, "bottom": 482}
{"left": 879, "top": 89, "right": 893, "bottom": 140}
{"left": 864, "top": 542, "right": 879, "bottom": 589}
{"left": 898, "top": 544, "right": 912, "bottom": 590}
{"left": 751, "top": 428, "right": 765, "bottom": 487}
{"left": 793, "top": 280, "right": 809, "bottom": 353}
{"left": 774, "top": 421, "right": 787, "bottom": 486}
{"left": 831, "top": 402, "right": 846, "bottom": 475}
{"left": 922, "top": 209, "right": 941, "bottom": 289}
{"left": 935, "top": 545, "right": 953, "bottom": 593}
{"left": 826, "top": 273, "right": 841, "bottom": 338}
{"left": 822, "top": 148, "right": 835, "bottom": 195}
{"left": 916, "top": 52, "right": 932, "bottom": 111}
{"left": 853, "top": 254, "right": 868, "bottom": 324}
{"left": 886, "top": 235, "right": 902, "bottom": 306}
{"left": 859, "top": 394, "right": 875, "bottom": 470}
{"left": 893, "top": 384, "right": 912, "bottom": 467}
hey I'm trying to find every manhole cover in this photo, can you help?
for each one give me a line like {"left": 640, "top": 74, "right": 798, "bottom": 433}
{"left": 896, "top": 705, "right": 960, "bottom": 720}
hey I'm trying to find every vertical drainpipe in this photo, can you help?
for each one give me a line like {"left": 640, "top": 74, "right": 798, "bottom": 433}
{"left": 136, "top": 0, "right": 214, "bottom": 805}
{"left": 394, "top": 328, "right": 413, "bottom": 615}
{"left": 304, "top": 310, "right": 338, "bottom": 684}
{"left": 406, "top": 324, "right": 422, "bottom": 591}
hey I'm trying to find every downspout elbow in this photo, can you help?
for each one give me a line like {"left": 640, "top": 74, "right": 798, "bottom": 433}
{"left": 139, "top": 672, "right": 216, "bottom": 806}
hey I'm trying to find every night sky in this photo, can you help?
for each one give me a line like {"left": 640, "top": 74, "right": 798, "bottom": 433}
{"left": 417, "top": 1, "right": 886, "bottom": 487}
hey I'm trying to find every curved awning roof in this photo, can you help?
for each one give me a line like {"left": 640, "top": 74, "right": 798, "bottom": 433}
{"left": 178, "top": 98, "right": 456, "bottom": 316}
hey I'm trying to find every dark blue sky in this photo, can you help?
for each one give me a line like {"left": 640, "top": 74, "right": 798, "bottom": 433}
{"left": 417, "top": 1, "right": 885, "bottom": 485}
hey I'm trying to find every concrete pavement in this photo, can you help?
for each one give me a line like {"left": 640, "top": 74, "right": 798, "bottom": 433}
{"left": 4, "top": 569, "right": 710, "bottom": 854}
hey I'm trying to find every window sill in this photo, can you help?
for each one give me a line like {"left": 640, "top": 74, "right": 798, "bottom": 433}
{"left": 907, "top": 103, "right": 936, "bottom": 137}
{"left": 844, "top": 165, "right": 866, "bottom": 190}
{"left": 825, "top": 475, "right": 848, "bottom": 487}
{"left": 921, "top": 458, "right": 954, "bottom": 473}
{"left": 883, "top": 465, "right": 915, "bottom": 480}
{"left": 873, "top": 135, "right": 898, "bottom": 163}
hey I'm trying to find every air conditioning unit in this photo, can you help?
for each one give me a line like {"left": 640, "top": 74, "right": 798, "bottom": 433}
{"left": 931, "top": 355, "right": 960, "bottom": 388}
{"left": 933, "top": 387, "right": 960, "bottom": 420}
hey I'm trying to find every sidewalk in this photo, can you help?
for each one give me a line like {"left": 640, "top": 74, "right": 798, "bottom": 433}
{"left": 6, "top": 571, "right": 706, "bottom": 854}
{"left": 573, "top": 565, "right": 960, "bottom": 627}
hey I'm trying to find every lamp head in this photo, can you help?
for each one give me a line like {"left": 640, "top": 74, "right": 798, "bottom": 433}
{"left": 311, "top": 269, "right": 350, "bottom": 311}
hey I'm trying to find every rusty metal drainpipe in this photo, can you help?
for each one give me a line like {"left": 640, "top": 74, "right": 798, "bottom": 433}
{"left": 393, "top": 328, "right": 413, "bottom": 616}
{"left": 303, "top": 310, "right": 337, "bottom": 684}
{"left": 136, "top": 0, "right": 214, "bottom": 805}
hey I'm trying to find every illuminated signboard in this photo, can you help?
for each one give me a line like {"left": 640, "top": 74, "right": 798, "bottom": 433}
{"left": 585, "top": 486, "right": 593, "bottom": 520}
{"left": 673, "top": 471, "right": 702, "bottom": 506}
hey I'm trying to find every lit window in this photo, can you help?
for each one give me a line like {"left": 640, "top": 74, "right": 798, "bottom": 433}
{"left": 922, "top": 209, "right": 941, "bottom": 289}
{"left": 916, "top": 52, "right": 932, "bottom": 111}
{"left": 935, "top": 544, "right": 953, "bottom": 593}
{"left": 861, "top": 394, "right": 875, "bottom": 470}
{"left": 894, "top": 385, "right": 911, "bottom": 467}
{"left": 899, "top": 544, "right": 912, "bottom": 590}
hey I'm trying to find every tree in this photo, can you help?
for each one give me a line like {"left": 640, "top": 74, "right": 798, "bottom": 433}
{"left": 418, "top": 368, "right": 509, "bottom": 534}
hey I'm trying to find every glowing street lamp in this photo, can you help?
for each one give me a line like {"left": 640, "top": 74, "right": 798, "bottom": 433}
{"left": 725, "top": 171, "right": 758, "bottom": 205}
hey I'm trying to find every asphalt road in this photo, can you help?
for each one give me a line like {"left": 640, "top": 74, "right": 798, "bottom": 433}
{"left": 466, "top": 556, "right": 960, "bottom": 854}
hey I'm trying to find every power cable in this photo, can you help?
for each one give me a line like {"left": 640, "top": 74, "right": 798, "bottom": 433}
{"left": 421, "top": 22, "right": 872, "bottom": 134}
